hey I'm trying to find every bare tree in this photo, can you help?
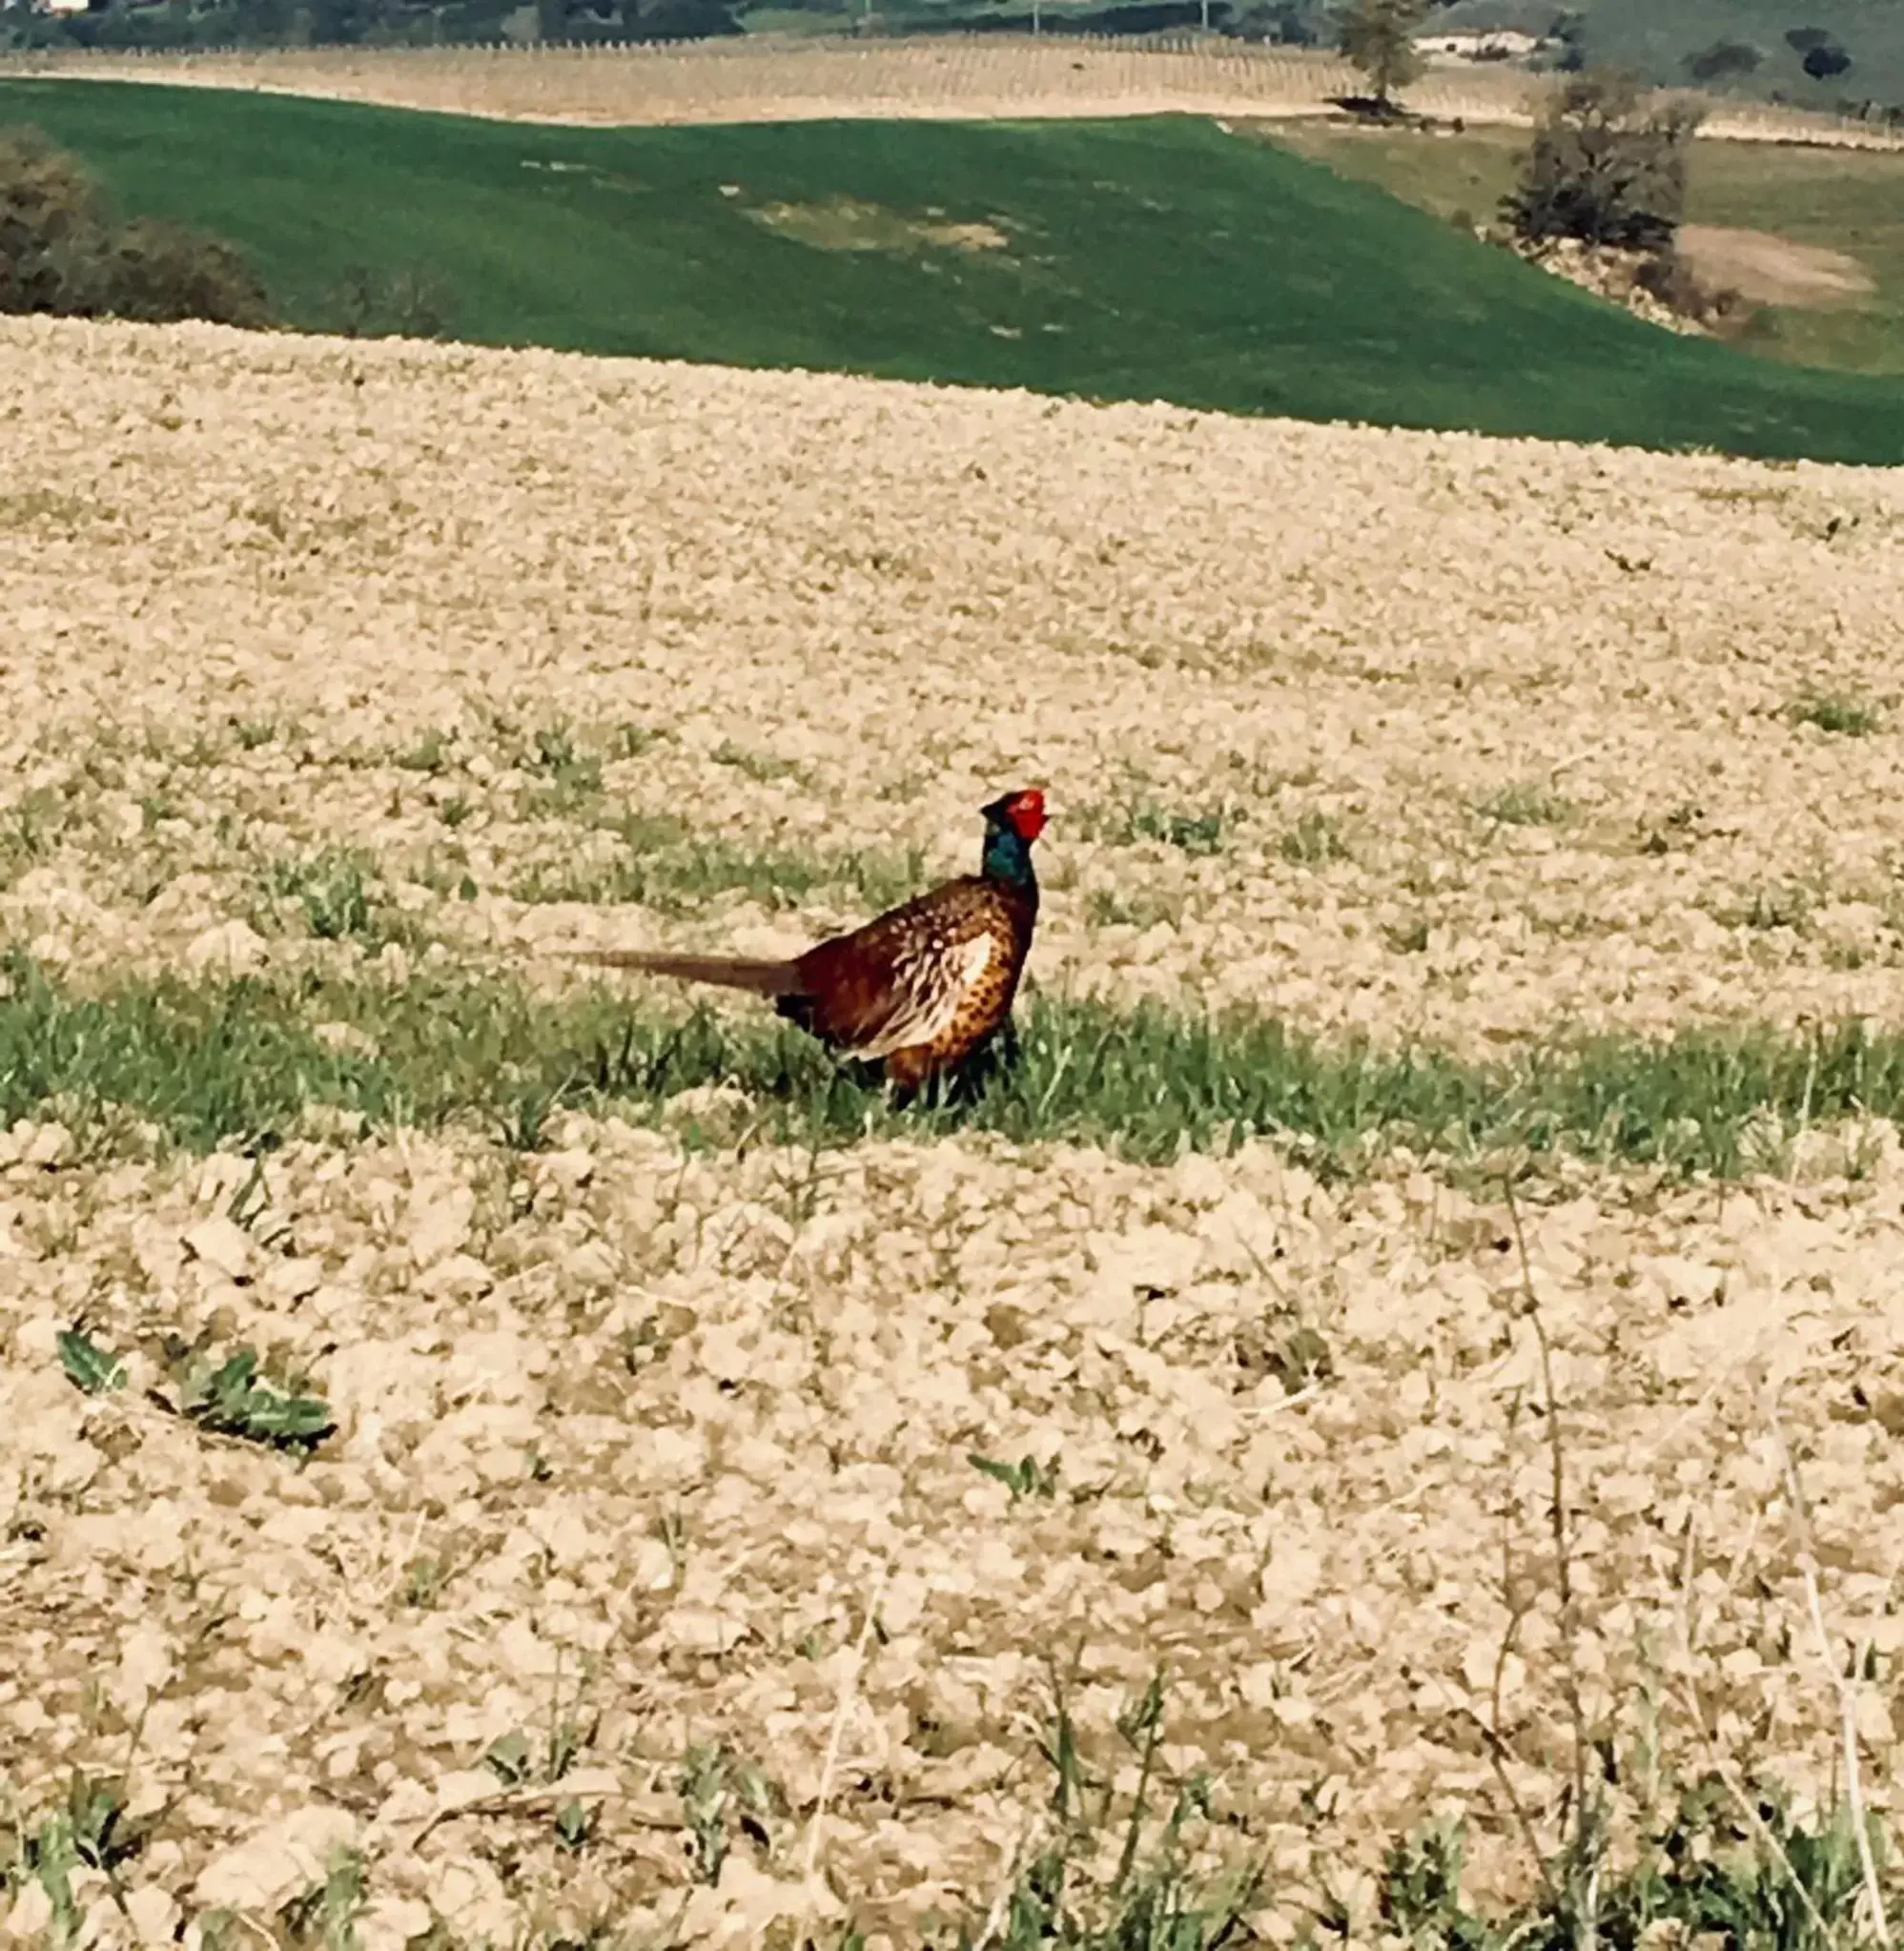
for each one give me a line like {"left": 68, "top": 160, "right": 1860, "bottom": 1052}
{"left": 1336, "top": 0, "right": 1427, "bottom": 110}
{"left": 1502, "top": 70, "right": 1706, "bottom": 252}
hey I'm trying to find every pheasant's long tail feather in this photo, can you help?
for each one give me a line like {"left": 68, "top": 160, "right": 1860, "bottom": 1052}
{"left": 572, "top": 950, "right": 805, "bottom": 997}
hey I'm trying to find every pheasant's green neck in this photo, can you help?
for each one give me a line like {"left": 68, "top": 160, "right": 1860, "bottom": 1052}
{"left": 981, "top": 826, "right": 1038, "bottom": 890}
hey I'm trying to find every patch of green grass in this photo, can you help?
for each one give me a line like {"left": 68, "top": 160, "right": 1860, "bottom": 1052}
{"left": 57, "top": 1321, "right": 335, "bottom": 1448}
{"left": 9, "top": 953, "right": 1904, "bottom": 1176}
{"left": 676, "top": 1744, "right": 779, "bottom": 1887}
{"left": 0, "top": 786, "right": 64, "bottom": 890}
{"left": 1476, "top": 781, "right": 1574, "bottom": 827}
{"left": 517, "top": 720, "right": 605, "bottom": 816}
{"left": 1790, "top": 688, "right": 1882, "bottom": 736}
{"left": 393, "top": 726, "right": 458, "bottom": 774}
{"left": 1083, "top": 887, "right": 1185, "bottom": 932}
{"left": 1113, "top": 803, "right": 1229, "bottom": 855}
{"left": 709, "top": 739, "right": 809, "bottom": 786}
{"left": 257, "top": 849, "right": 410, "bottom": 946}
{"left": 1724, "top": 881, "right": 1814, "bottom": 932}
{"left": 0, "top": 1772, "right": 146, "bottom": 1941}
{"left": 1252, "top": 117, "right": 1904, "bottom": 379}
{"left": 944, "top": 1674, "right": 1257, "bottom": 1951}
{"left": 923, "top": 1666, "right": 1889, "bottom": 1949}
{"left": 176, "top": 1345, "right": 335, "bottom": 1450}
{"left": 1374, "top": 1779, "right": 1879, "bottom": 1951}
{"left": 1280, "top": 810, "right": 1352, "bottom": 866}
{"left": 515, "top": 811, "right": 925, "bottom": 917}
{"left": 56, "top": 1326, "right": 126, "bottom": 1395}
{"left": 3, "top": 82, "right": 1904, "bottom": 460}
{"left": 969, "top": 1450, "right": 1061, "bottom": 1500}
{"left": 280, "top": 1847, "right": 364, "bottom": 1951}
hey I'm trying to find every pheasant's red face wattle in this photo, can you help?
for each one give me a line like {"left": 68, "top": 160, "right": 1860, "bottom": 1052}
{"left": 1003, "top": 790, "right": 1047, "bottom": 842}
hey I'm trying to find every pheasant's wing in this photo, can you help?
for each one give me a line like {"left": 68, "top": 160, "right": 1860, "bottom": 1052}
{"left": 793, "top": 883, "right": 1004, "bottom": 1062}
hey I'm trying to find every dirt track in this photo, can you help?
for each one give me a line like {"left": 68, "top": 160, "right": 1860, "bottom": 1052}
{"left": 3, "top": 318, "right": 1904, "bottom": 1945}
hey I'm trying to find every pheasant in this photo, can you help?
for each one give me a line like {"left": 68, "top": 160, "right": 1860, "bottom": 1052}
{"left": 570, "top": 788, "right": 1047, "bottom": 1092}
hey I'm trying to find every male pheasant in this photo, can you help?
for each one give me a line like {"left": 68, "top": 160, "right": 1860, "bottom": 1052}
{"left": 572, "top": 789, "right": 1047, "bottom": 1091}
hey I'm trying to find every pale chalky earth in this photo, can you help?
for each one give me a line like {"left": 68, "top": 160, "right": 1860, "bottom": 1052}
{"left": 1, "top": 316, "right": 1902, "bottom": 1946}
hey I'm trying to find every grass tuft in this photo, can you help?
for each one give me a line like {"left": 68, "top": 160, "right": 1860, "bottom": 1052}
{"left": 1790, "top": 690, "right": 1882, "bottom": 737}
{"left": 1280, "top": 810, "right": 1352, "bottom": 866}
{"left": 517, "top": 720, "right": 605, "bottom": 815}
{"left": 1477, "top": 782, "right": 1573, "bottom": 828}
{"left": 1376, "top": 1780, "right": 1881, "bottom": 1951}
{"left": 258, "top": 849, "right": 399, "bottom": 945}
{"left": 1113, "top": 803, "right": 1229, "bottom": 855}
{"left": 177, "top": 1345, "right": 335, "bottom": 1450}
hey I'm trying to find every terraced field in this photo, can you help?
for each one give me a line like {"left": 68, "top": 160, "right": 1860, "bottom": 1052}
{"left": 3, "top": 316, "right": 1904, "bottom": 1947}
{"left": 6, "top": 35, "right": 1899, "bottom": 146}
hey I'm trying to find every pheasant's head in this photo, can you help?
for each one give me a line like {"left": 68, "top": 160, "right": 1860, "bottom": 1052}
{"left": 979, "top": 789, "right": 1046, "bottom": 890}
{"left": 981, "top": 788, "right": 1047, "bottom": 844}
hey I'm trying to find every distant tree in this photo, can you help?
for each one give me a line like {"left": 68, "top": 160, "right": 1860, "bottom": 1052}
{"left": 1682, "top": 37, "right": 1761, "bottom": 81}
{"left": 1783, "top": 24, "right": 1831, "bottom": 52}
{"left": 1502, "top": 70, "right": 1705, "bottom": 252}
{"left": 1801, "top": 37, "right": 1850, "bottom": 77}
{"left": 1542, "top": 7, "right": 1585, "bottom": 70}
{"left": 1230, "top": 0, "right": 1312, "bottom": 41}
{"left": 1336, "top": 0, "right": 1426, "bottom": 107}
{"left": 306, "top": 0, "right": 375, "bottom": 42}
{"left": 617, "top": 0, "right": 742, "bottom": 36}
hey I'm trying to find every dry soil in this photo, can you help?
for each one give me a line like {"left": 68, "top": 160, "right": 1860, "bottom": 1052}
{"left": 3, "top": 317, "right": 1904, "bottom": 1949}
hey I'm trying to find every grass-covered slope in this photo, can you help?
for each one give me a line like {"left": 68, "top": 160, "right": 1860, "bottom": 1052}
{"left": 3, "top": 75, "right": 1903, "bottom": 461}
{"left": 1261, "top": 117, "right": 1904, "bottom": 378}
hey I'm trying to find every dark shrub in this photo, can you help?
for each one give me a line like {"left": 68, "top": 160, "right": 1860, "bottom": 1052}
{"left": 1502, "top": 70, "right": 1704, "bottom": 254}
{"left": 86, "top": 216, "right": 273, "bottom": 327}
{"left": 1683, "top": 38, "right": 1761, "bottom": 81}
{"left": 325, "top": 263, "right": 456, "bottom": 340}
{"left": 0, "top": 125, "right": 103, "bottom": 315}
{"left": 0, "top": 123, "right": 273, "bottom": 327}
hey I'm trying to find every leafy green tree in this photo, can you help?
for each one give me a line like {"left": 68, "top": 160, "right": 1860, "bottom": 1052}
{"left": 1502, "top": 69, "right": 1705, "bottom": 253}
{"left": 1682, "top": 38, "right": 1760, "bottom": 82}
{"left": 1336, "top": 0, "right": 1426, "bottom": 108}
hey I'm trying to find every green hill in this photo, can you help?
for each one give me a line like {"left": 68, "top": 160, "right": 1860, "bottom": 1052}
{"left": 3, "top": 76, "right": 1902, "bottom": 462}
{"left": 1436, "top": 0, "right": 1904, "bottom": 113}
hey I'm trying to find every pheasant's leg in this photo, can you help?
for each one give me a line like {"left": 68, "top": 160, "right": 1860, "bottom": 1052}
{"left": 936, "top": 1030, "right": 1012, "bottom": 1106}
{"left": 881, "top": 1046, "right": 936, "bottom": 1095}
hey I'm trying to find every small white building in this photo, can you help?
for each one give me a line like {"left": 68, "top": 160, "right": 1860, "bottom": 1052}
{"left": 1412, "top": 27, "right": 1546, "bottom": 59}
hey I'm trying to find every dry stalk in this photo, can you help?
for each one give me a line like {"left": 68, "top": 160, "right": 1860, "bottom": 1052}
{"left": 795, "top": 1560, "right": 890, "bottom": 1946}
{"left": 399, "top": 1777, "right": 681, "bottom": 1852}
{"left": 1771, "top": 1405, "right": 1892, "bottom": 1948}
{"left": 1505, "top": 1180, "right": 1598, "bottom": 1951}
{"left": 1674, "top": 1502, "right": 1838, "bottom": 1945}
{"left": 1442, "top": 1468, "right": 1555, "bottom": 1903}
{"left": 969, "top": 1817, "right": 1042, "bottom": 1951}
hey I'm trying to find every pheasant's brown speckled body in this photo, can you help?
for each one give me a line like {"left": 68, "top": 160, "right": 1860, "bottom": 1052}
{"left": 572, "top": 790, "right": 1046, "bottom": 1092}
